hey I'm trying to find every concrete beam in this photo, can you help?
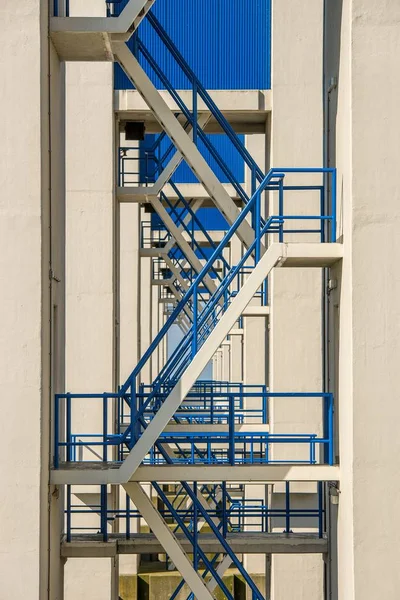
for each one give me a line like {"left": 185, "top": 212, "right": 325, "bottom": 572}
{"left": 116, "top": 89, "right": 272, "bottom": 134}
{"left": 51, "top": 464, "right": 340, "bottom": 485}
{"left": 62, "top": 532, "right": 328, "bottom": 558}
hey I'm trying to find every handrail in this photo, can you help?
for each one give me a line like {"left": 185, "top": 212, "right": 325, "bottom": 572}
{"left": 120, "top": 167, "right": 336, "bottom": 395}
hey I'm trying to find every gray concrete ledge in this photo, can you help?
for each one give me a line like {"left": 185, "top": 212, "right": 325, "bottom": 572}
{"left": 62, "top": 532, "right": 328, "bottom": 558}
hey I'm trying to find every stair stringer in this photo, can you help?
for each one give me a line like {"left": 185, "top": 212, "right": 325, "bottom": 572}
{"left": 111, "top": 41, "right": 259, "bottom": 251}
{"left": 124, "top": 482, "right": 215, "bottom": 600}
{"left": 118, "top": 243, "right": 287, "bottom": 482}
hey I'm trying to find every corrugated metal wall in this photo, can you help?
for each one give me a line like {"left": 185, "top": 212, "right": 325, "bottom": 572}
{"left": 141, "top": 134, "right": 245, "bottom": 185}
{"left": 118, "top": 1, "right": 268, "bottom": 205}
{"left": 115, "top": 0, "right": 271, "bottom": 90}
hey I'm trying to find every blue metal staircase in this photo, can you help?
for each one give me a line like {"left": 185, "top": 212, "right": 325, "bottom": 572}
{"left": 51, "top": 2, "right": 341, "bottom": 598}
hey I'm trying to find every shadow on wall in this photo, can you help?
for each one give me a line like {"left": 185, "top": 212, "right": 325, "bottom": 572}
{"left": 168, "top": 324, "right": 212, "bottom": 380}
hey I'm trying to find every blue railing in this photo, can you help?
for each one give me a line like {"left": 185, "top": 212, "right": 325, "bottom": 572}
{"left": 54, "top": 390, "right": 334, "bottom": 467}
{"left": 54, "top": 168, "right": 337, "bottom": 469}
{"left": 120, "top": 167, "right": 336, "bottom": 394}
{"left": 64, "top": 480, "right": 326, "bottom": 542}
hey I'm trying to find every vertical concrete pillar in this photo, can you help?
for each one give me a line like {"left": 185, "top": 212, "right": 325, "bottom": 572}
{"left": 64, "top": 0, "right": 115, "bottom": 594}
{"left": 0, "top": 1, "right": 65, "bottom": 597}
{"left": 243, "top": 316, "right": 267, "bottom": 583}
{"left": 139, "top": 211, "right": 153, "bottom": 385}
{"left": 269, "top": 1, "right": 324, "bottom": 598}
{"left": 328, "top": 1, "right": 400, "bottom": 597}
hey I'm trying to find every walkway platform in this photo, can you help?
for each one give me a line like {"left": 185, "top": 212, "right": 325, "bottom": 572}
{"left": 51, "top": 463, "right": 340, "bottom": 485}
{"left": 62, "top": 532, "right": 328, "bottom": 558}
{"left": 116, "top": 89, "right": 271, "bottom": 134}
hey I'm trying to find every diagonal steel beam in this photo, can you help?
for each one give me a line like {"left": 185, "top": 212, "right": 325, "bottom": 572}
{"left": 124, "top": 482, "right": 214, "bottom": 600}
{"left": 112, "top": 41, "right": 257, "bottom": 250}
{"left": 118, "top": 244, "right": 286, "bottom": 482}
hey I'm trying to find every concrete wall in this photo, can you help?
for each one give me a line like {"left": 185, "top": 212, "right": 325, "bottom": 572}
{"left": 269, "top": 1, "right": 324, "bottom": 598}
{"left": 329, "top": 0, "right": 400, "bottom": 597}
{"left": 0, "top": 1, "right": 65, "bottom": 597}
{"left": 63, "top": 0, "right": 115, "bottom": 588}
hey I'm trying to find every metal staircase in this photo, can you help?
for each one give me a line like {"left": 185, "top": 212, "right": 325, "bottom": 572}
{"left": 52, "top": 2, "right": 342, "bottom": 598}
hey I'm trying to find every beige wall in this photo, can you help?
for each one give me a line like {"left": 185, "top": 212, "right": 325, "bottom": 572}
{"left": 331, "top": 1, "right": 400, "bottom": 597}
{"left": 64, "top": 51, "right": 115, "bottom": 598}
{"left": 269, "top": 1, "right": 324, "bottom": 598}
{"left": 0, "top": 0, "right": 65, "bottom": 597}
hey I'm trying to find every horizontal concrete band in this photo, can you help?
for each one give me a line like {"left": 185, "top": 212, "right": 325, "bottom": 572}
{"left": 62, "top": 532, "right": 328, "bottom": 558}
{"left": 52, "top": 463, "right": 340, "bottom": 485}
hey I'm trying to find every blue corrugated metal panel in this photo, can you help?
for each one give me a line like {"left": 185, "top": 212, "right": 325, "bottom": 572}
{"left": 140, "top": 133, "right": 245, "bottom": 185}
{"left": 114, "top": 0, "right": 271, "bottom": 90}
{"left": 194, "top": 208, "right": 229, "bottom": 231}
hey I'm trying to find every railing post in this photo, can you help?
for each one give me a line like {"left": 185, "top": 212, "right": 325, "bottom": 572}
{"left": 54, "top": 394, "right": 59, "bottom": 468}
{"left": 262, "top": 388, "right": 268, "bottom": 424}
{"left": 193, "top": 481, "right": 198, "bottom": 569}
{"left": 131, "top": 379, "right": 137, "bottom": 450}
{"left": 101, "top": 484, "right": 108, "bottom": 542}
{"left": 103, "top": 393, "right": 108, "bottom": 463}
{"left": 328, "top": 393, "right": 334, "bottom": 465}
{"left": 222, "top": 481, "right": 227, "bottom": 538}
{"left": 318, "top": 481, "right": 323, "bottom": 538}
{"left": 278, "top": 178, "right": 284, "bottom": 242}
{"left": 331, "top": 169, "right": 337, "bottom": 242}
{"left": 126, "top": 492, "right": 130, "bottom": 540}
{"left": 284, "top": 481, "right": 291, "bottom": 533}
{"left": 192, "top": 282, "right": 198, "bottom": 358}
{"left": 66, "top": 484, "right": 72, "bottom": 542}
{"left": 229, "top": 395, "right": 235, "bottom": 465}
{"left": 66, "top": 393, "right": 72, "bottom": 462}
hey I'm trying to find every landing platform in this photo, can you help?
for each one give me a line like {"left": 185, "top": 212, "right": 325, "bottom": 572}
{"left": 62, "top": 532, "right": 328, "bottom": 558}
{"left": 116, "top": 90, "right": 271, "bottom": 134}
{"left": 51, "top": 463, "right": 340, "bottom": 485}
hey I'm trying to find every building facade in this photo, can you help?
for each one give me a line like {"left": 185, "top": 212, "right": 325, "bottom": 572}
{"left": 1, "top": 1, "right": 399, "bottom": 599}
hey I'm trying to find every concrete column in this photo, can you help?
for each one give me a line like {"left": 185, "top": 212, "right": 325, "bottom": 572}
{"left": 151, "top": 282, "right": 160, "bottom": 380}
{"left": 139, "top": 211, "right": 152, "bottom": 385}
{"left": 327, "top": 1, "right": 400, "bottom": 597}
{"left": 0, "top": 1, "right": 65, "bottom": 597}
{"left": 221, "top": 342, "right": 231, "bottom": 381}
{"left": 64, "top": 0, "right": 115, "bottom": 593}
{"left": 230, "top": 332, "right": 243, "bottom": 383}
{"left": 269, "top": 1, "right": 325, "bottom": 598}
{"left": 243, "top": 316, "right": 267, "bottom": 582}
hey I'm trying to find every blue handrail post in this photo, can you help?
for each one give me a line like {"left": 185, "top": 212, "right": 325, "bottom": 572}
{"left": 193, "top": 481, "right": 198, "bottom": 570}
{"left": 262, "top": 388, "right": 268, "bottom": 425}
{"left": 101, "top": 484, "right": 108, "bottom": 542}
{"left": 222, "top": 481, "right": 227, "bottom": 538}
{"left": 320, "top": 187, "right": 325, "bottom": 243}
{"left": 131, "top": 380, "right": 137, "bottom": 449}
{"left": 328, "top": 393, "right": 334, "bottom": 465}
{"left": 278, "top": 179, "right": 284, "bottom": 242}
{"left": 331, "top": 169, "right": 337, "bottom": 242}
{"left": 192, "top": 282, "right": 198, "bottom": 358}
{"left": 66, "top": 484, "right": 72, "bottom": 542}
{"left": 284, "top": 481, "right": 290, "bottom": 533}
{"left": 66, "top": 393, "right": 72, "bottom": 462}
{"left": 54, "top": 394, "right": 59, "bottom": 468}
{"left": 229, "top": 395, "right": 235, "bottom": 465}
{"left": 126, "top": 493, "right": 130, "bottom": 540}
{"left": 318, "top": 481, "right": 323, "bottom": 538}
{"left": 103, "top": 393, "right": 108, "bottom": 462}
